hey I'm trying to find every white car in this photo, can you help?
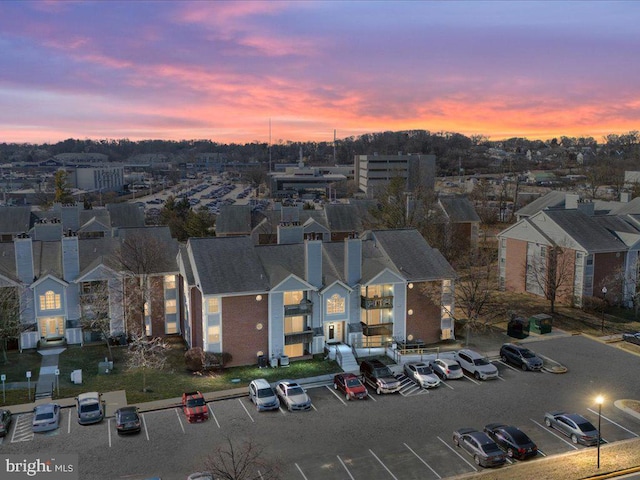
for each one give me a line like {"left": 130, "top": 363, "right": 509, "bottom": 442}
{"left": 430, "top": 358, "right": 464, "bottom": 380}
{"left": 275, "top": 380, "right": 311, "bottom": 411}
{"left": 403, "top": 361, "right": 441, "bottom": 388}
{"left": 454, "top": 349, "right": 499, "bottom": 380}
{"left": 32, "top": 403, "right": 61, "bottom": 433}
{"left": 248, "top": 379, "right": 280, "bottom": 411}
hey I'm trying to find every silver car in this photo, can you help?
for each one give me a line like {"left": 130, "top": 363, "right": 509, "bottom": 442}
{"left": 403, "top": 361, "right": 441, "bottom": 388}
{"left": 454, "top": 349, "right": 499, "bottom": 380}
{"left": 275, "top": 380, "right": 311, "bottom": 411}
{"left": 430, "top": 358, "right": 464, "bottom": 380}
{"left": 453, "top": 428, "right": 506, "bottom": 467}
{"left": 248, "top": 379, "right": 280, "bottom": 411}
{"left": 32, "top": 403, "right": 61, "bottom": 433}
{"left": 544, "top": 411, "right": 599, "bottom": 446}
{"left": 76, "top": 391, "right": 105, "bottom": 425}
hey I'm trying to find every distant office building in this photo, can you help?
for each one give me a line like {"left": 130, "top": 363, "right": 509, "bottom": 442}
{"left": 70, "top": 165, "right": 125, "bottom": 192}
{"left": 355, "top": 153, "right": 436, "bottom": 198}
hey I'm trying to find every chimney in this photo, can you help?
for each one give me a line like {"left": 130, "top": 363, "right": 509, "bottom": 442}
{"left": 305, "top": 239, "right": 322, "bottom": 288}
{"left": 577, "top": 199, "right": 595, "bottom": 216}
{"left": 565, "top": 194, "right": 579, "bottom": 209}
{"left": 62, "top": 233, "right": 80, "bottom": 281}
{"left": 344, "top": 236, "right": 362, "bottom": 286}
{"left": 14, "top": 235, "right": 34, "bottom": 283}
{"left": 621, "top": 192, "right": 631, "bottom": 203}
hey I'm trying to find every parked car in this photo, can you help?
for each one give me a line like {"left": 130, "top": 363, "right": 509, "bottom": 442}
{"left": 333, "top": 373, "right": 368, "bottom": 400}
{"left": 248, "top": 379, "right": 280, "bottom": 411}
{"left": 187, "top": 473, "right": 213, "bottom": 480}
{"left": 360, "top": 359, "right": 401, "bottom": 395}
{"left": 403, "top": 361, "right": 441, "bottom": 388}
{"left": 430, "top": 358, "right": 464, "bottom": 380}
{"left": 32, "top": 403, "right": 61, "bottom": 433}
{"left": 622, "top": 332, "right": 640, "bottom": 346}
{"left": 275, "top": 380, "right": 311, "bottom": 411}
{"left": 483, "top": 423, "right": 538, "bottom": 460}
{"left": 544, "top": 411, "right": 600, "bottom": 446}
{"left": 452, "top": 428, "right": 506, "bottom": 467}
{"left": 499, "top": 344, "right": 543, "bottom": 371}
{"left": 0, "top": 409, "right": 11, "bottom": 437}
{"left": 182, "top": 391, "right": 209, "bottom": 423}
{"left": 115, "top": 406, "right": 141, "bottom": 434}
{"left": 454, "top": 349, "right": 499, "bottom": 380}
{"left": 76, "top": 391, "right": 105, "bottom": 425}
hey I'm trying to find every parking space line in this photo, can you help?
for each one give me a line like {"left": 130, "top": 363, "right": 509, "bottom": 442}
{"left": 369, "top": 449, "right": 399, "bottom": 480}
{"left": 311, "top": 403, "right": 318, "bottom": 411}
{"left": 208, "top": 404, "right": 221, "bottom": 428}
{"left": 237, "top": 398, "right": 255, "bottom": 422}
{"left": 530, "top": 418, "right": 578, "bottom": 450}
{"left": 367, "top": 392, "right": 377, "bottom": 402}
{"left": 462, "top": 375, "right": 480, "bottom": 385}
{"left": 498, "top": 360, "right": 520, "bottom": 372}
{"left": 337, "top": 455, "right": 355, "bottom": 480}
{"left": 496, "top": 375, "right": 506, "bottom": 382}
{"left": 404, "top": 442, "right": 441, "bottom": 479}
{"left": 437, "top": 436, "right": 478, "bottom": 471}
{"left": 68, "top": 410, "right": 71, "bottom": 434}
{"left": 440, "top": 381, "right": 455, "bottom": 390}
{"left": 537, "top": 449, "right": 547, "bottom": 457}
{"left": 586, "top": 408, "right": 639, "bottom": 438}
{"left": 295, "top": 463, "right": 308, "bottom": 479}
{"left": 174, "top": 408, "right": 186, "bottom": 433}
{"left": 108, "top": 418, "right": 112, "bottom": 448}
{"left": 325, "top": 385, "right": 347, "bottom": 405}
{"left": 11, "top": 414, "right": 33, "bottom": 443}
{"left": 141, "top": 413, "right": 150, "bottom": 441}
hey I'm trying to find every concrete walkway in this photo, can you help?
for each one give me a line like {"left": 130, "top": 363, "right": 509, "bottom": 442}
{"left": 34, "top": 348, "right": 65, "bottom": 400}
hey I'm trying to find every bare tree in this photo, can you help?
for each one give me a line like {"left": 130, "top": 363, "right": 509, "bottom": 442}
{"left": 525, "top": 245, "right": 575, "bottom": 313}
{"left": 203, "top": 437, "right": 281, "bottom": 480}
{"left": 125, "top": 331, "right": 168, "bottom": 393}
{"left": 0, "top": 286, "right": 23, "bottom": 364}
{"left": 79, "top": 280, "right": 120, "bottom": 361}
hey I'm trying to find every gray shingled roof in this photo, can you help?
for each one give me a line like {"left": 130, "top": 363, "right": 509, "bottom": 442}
{"left": 609, "top": 197, "right": 640, "bottom": 215}
{"left": 117, "top": 226, "right": 179, "bottom": 273}
{"left": 325, "top": 201, "right": 376, "bottom": 232}
{"left": 33, "top": 241, "right": 62, "bottom": 278}
{"left": 254, "top": 244, "right": 306, "bottom": 287}
{"left": 0, "top": 206, "right": 33, "bottom": 235}
{"left": 542, "top": 210, "right": 628, "bottom": 252}
{"left": 516, "top": 191, "right": 567, "bottom": 217}
{"left": 106, "top": 203, "right": 145, "bottom": 228}
{"left": 215, "top": 205, "right": 253, "bottom": 235}
{"left": 439, "top": 196, "right": 481, "bottom": 223}
{"left": 370, "top": 229, "right": 456, "bottom": 281}
{"left": 188, "top": 236, "right": 270, "bottom": 295}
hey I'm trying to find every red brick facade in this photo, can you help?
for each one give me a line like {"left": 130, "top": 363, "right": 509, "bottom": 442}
{"left": 221, "top": 295, "right": 269, "bottom": 367}
{"left": 504, "top": 238, "right": 528, "bottom": 293}
{"left": 405, "top": 282, "right": 441, "bottom": 344}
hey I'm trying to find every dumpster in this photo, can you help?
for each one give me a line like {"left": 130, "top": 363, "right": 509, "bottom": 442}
{"left": 529, "top": 314, "right": 552, "bottom": 334}
{"left": 507, "top": 316, "right": 530, "bottom": 339}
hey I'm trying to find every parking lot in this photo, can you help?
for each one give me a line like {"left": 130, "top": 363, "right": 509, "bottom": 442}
{"left": 2, "top": 335, "right": 640, "bottom": 479}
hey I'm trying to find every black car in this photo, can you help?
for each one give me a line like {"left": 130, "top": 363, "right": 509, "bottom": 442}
{"left": 115, "top": 406, "right": 141, "bottom": 434}
{"left": 484, "top": 423, "right": 538, "bottom": 460}
{"left": 453, "top": 428, "right": 506, "bottom": 467}
{"left": 359, "top": 359, "right": 401, "bottom": 395}
{"left": 623, "top": 332, "right": 640, "bottom": 346}
{"left": 499, "top": 343, "right": 543, "bottom": 371}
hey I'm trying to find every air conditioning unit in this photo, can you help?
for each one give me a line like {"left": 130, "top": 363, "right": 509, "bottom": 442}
{"left": 279, "top": 355, "right": 290, "bottom": 367}
{"left": 440, "top": 328, "right": 453, "bottom": 340}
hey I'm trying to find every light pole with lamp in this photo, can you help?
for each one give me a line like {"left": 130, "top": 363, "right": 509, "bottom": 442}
{"left": 595, "top": 395, "right": 604, "bottom": 468}
{"left": 601, "top": 286, "right": 607, "bottom": 333}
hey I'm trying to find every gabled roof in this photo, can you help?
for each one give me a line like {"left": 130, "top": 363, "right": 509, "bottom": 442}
{"left": 370, "top": 229, "right": 456, "bottom": 281}
{"left": 33, "top": 241, "right": 62, "bottom": 278}
{"left": 188, "top": 236, "right": 270, "bottom": 295}
{"left": 325, "top": 201, "right": 376, "bottom": 232}
{"left": 438, "top": 196, "right": 481, "bottom": 223}
{"left": 106, "top": 203, "right": 145, "bottom": 228}
{"left": 609, "top": 197, "right": 640, "bottom": 215}
{"left": 0, "top": 206, "right": 33, "bottom": 235}
{"left": 516, "top": 191, "right": 567, "bottom": 218}
{"left": 215, "top": 205, "right": 253, "bottom": 235}
{"left": 117, "top": 226, "right": 179, "bottom": 274}
{"left": 254, "top": 243, "right": 307, "bottom": 287}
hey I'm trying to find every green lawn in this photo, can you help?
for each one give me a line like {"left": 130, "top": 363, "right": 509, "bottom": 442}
{"left": 0, "top": 342, "right": 342, "bottom": 407}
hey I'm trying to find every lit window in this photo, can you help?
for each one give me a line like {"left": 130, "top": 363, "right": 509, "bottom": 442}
{"left": 207, "top": 297, "right": 219, "bottom": 313}
{"left": 207, "top": 325, "right": 220, "bottom": 344}
{"left": 284, "top": 291, "right": 303, "bottom": 305}
{"left": 165, "top": 299, "right": 177, "bottom": 314}
{"left": 144, "top": 302, "right": 150, "bottom": 317}
{"left": 326, "top": 294, "right": 345, "bottom": 314}
{"left": 284, "top": 316, "right": 304, "bottom": 334}
{"left": 39, "top": 290, "right": 61, "bottom": 310}
{"left": 165, "top": 320, "right": 178, "bottom": 334}
{"left": 164, "top": 275, "right": 176, "bottom": 290}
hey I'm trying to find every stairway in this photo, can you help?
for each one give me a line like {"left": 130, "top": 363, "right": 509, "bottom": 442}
{"left": 335, "top": 344, "right": 360, "bottom": 373}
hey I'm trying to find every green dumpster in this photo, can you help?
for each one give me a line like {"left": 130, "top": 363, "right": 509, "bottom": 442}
{"left": 529, "top": 314, "right": 552, "bottom": 334}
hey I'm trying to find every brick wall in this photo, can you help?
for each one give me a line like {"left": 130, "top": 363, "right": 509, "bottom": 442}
{"left": 504, "top": 238, "right": 528, "bottom": 293}
{"left": 149, "top": 276, "right": 165, "bottom": 336}
{"left": 222, "top": 295, "right": 269, "bottom": 367}
{"left": 405, "top": 281, "right": 441, "bottom": 344}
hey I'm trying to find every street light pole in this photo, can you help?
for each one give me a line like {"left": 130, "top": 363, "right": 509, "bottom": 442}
{"left": 596, "top": 395, "right": 604, "bottom": 468}
{"left": 601, "top": 286, "right": 607, "bottom": 334}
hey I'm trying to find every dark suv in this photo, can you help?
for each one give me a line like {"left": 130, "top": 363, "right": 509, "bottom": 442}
{"left": 499, "top": 344, "right": 543, "bottom": 371}
{"left": 359, "top": 359, "right": 401, "bottom": 394}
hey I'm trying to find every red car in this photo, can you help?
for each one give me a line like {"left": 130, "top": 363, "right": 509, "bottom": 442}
{"left": 333, "top": 373, "right": 368, "bottom": 401}
{"left": 182, "top": 391, "right": 209, "bottom": 423}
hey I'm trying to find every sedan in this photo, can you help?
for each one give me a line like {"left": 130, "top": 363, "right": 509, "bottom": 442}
{"left": 453, "top": 428, "right": 506, "bottom": 467}
{"left": 0, "top": 409, "right": 11, "bottom": 437}
{"left": 403, "top": 362, "right": 441, "bottom": 388}
{"left": 430, "top": 358, "right": 464, "bottom": 380}
{"left": 333, "top": 373, "right": 367, "bottom": 400}
{"left": 115, "top": 406, "right": 141, "bottom": 434}
{"left": 484, "top": 423, "right": 538, "bottom": 460}
{"left": 275, "top": 380, "right": 311, "bottom": 411}
{"left": 623, "top": 332, "right": 640, "bottom": 346}
{"left": 500, "top": 343, "right": 543, "bottom": 371}
{"left": 32, "top": 403, "right": 61, "bottom": 433}
{"left": 544, "top": 411, "right": 600, "bottom": 446}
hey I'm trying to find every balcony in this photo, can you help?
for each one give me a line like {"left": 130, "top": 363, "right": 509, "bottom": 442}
{"left": 360, "top": 322, "right": 393, "bottom": 337}
{"left": 360, "top": 295, "right": 393, "bottom": 309}
{"left": 284, "top": 299, "right": 313, "bottom": 316}
{"left": 284, "top": 329, "right": 314, "bottom": 345}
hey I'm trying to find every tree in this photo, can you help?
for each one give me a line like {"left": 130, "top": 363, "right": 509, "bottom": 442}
{"left": 125, "top": 331, "right": 168, "bottom": 392}
{"left": 53, "top": 169, "right": 74, "bottom": 204}
{"left": 202, "top": 437, "right": 281, "bottom": 480}
{"left": 79, "top": 280, "right": 120, "bottom": 361}
{"left": 185, "top": 206, "right": 216, "bottom": 238}
{"left": 369, "top": 176, "right": 418, "bottom": 229}
{"left": 0, "top": 286, "right": 23, "bottom": 364}
{"left": 525, "top": 245, "right": 575, "bottom": 313}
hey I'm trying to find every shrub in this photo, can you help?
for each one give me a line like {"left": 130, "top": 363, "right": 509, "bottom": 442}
{"left": 184, "top": 347, "right": 205, "bottom": 372}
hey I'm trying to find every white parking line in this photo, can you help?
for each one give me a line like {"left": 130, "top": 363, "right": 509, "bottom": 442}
{"left": 208, "top": 404, "right": 221, "bottom": 428}
{"left": 311, "top": 403, "right": 317, "bottom": 412}
{"left": 496, "top": 375, "right": 506, "bottom": 382}
{"left": 295, "top": 463, "right": 308, "bottom": 479}
{"left": 437, "top": 436, "right": 478, "bottom": 471}
{"left": 238, "top": 398, "right": 255, "bottom": 422}
{"left": 586, "top": 408, "right": 639, "bottom": 438}
{"left": 530, "top": 418, "right": 578, "bottom": 450}
{"left": 174, "top": 408, "right": 185, "bottom": 434}
{"left": 337, "top": 455, "right": 355, "bottom": 480}
{"left": 108, "top": 418, "right": 112, "bottom": 448}
{"left": 369, "top": 449, "right": 399, "bottom": 480}
{"left": 462, "top": 375, "right": 480, "bottom": 385}
{"left": 68, "top": 410, "right": 71, "bottom": 434}
{"left": 11, "top": 414, "right": 33, "bottom": 443}
{"left": 141, "top": 413, "right": 150, "bottom": 441}
{"left": 367, "top": 392, "right": 377, "bottom": 402}
{"left": 404, "top": 442, "right": 441, "bottom": 479}
{"left": 325, "top": 385, "right": 348, "bottom": 405}
{"left": 498, "top": 360, "right": 520, "bottom": 372}
{"left": 439, "top": 380, "right": 455, "bottom": 390}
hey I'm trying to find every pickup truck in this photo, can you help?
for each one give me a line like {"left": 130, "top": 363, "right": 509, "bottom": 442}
{"left": 182, "top": 391, "right": 209, "bottom": 423}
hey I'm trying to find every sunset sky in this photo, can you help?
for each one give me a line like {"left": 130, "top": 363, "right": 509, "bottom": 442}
{"left": 1, "top": 1, "right": 639, "bottom": 145}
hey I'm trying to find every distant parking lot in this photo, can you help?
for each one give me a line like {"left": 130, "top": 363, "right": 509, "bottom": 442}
{"left": 3, "top": 335, "right": 640, "bottom": 480}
